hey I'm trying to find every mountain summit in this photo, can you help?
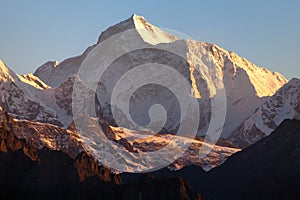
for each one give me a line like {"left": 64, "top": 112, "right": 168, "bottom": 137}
{"left": 34, "top": 14, "right": 178, "bottom": 87}
{"left": 98, "top": 14, "right": 178, "bottom": 45}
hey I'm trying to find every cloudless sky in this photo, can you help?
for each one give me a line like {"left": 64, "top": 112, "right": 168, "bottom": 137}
{"left": 0, "top": 0, "right": 299, "bottom": 79}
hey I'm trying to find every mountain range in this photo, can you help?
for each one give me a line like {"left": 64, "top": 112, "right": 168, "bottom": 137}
{"left": 0, "top": 14, "right": 299, "bottom": 199}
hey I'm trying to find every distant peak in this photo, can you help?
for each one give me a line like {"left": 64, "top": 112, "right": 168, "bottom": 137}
{"left": 131, "top": 14, "right": 148, "bottom": 24}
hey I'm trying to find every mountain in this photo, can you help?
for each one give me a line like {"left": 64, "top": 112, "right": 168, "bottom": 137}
{"left": 0, "top": 59, "right": 82, "bottom": 127}
{"left": 33, "top": 14, "right": 287, "bottom": 140}
{"left": 0, "top": 60, "right": 62, "bottom": 125}
{"left": 230, "top": 78, "right": 300, "bottom": 148}
{"left": 0, "top": 15, "right": 293, "bottom": 172}
{"left": 1, "top": 14, "right": 292, "bottom": 171}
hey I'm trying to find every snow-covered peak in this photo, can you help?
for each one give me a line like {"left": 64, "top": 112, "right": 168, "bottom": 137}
{"left": 34, "top": 15, "right": 179, "bottom": 87}
{"left": 230, "top": 78, "right": 300, "bottom": 148}
{"left": 97, "top": 14, "right": 178, "bottom": 45}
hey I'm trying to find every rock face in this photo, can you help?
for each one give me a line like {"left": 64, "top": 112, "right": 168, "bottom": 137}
{"left": 230, "top": 78, "right": 300, "bottom": 148}
{"left": 0, "top": 110, "right": 82, "bottom": 159}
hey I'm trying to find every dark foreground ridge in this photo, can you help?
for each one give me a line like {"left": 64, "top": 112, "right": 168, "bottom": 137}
{"left": 1, "top": 118, "right": 300, "bottom": 199}
{"left": 0, "top": 120, "right": 203, "bottom": 200}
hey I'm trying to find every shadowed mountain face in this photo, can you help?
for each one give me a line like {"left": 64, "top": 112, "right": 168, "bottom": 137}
{"left": 200, "top": 119, "right": 300, "bottom": 199}
{"left": 140, "top": 119, "right": 300, "bottom": 199}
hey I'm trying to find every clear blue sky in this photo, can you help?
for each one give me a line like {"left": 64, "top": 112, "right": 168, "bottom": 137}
{"left": 0, "top": 0, "right": 299, "bottom": 79}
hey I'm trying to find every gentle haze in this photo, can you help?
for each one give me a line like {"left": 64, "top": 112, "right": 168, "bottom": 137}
{"left": 0, "top": 0, "right": 299, "bottom": 79}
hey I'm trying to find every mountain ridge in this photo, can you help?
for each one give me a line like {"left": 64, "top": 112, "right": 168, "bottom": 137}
{"left": 230, "top": 77, "right": 300, "bottom": 148}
